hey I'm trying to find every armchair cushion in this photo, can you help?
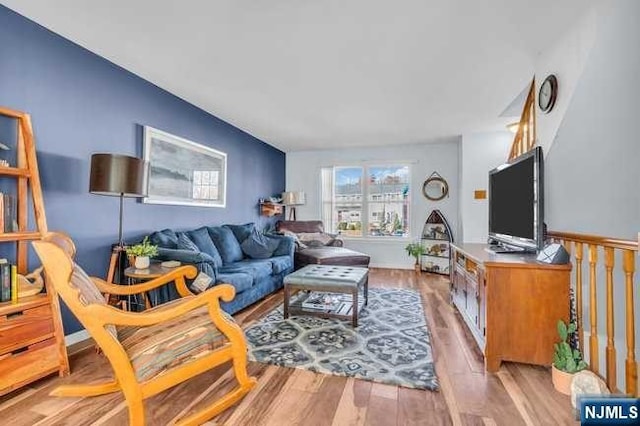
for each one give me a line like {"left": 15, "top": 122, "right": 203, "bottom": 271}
{"left": 71, "top": 265, "right": 117, "bottom": 339}
{"left": 119, "top": 298, "right": 231, "bottom": 381}
{"left": 208, "top": 226, "right": 244, "bottom": 264}
{"left": 187, "top": 227, "right": 224, "bottom": 266}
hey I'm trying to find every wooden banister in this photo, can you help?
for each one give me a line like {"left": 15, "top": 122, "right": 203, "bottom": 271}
{"left": 548, "top": 230, "right": 638, "bottom": 396}
{"left": 508, "top": 78, "right": 537, "bottom": 161}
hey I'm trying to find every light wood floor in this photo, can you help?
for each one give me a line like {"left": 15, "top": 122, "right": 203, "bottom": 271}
{"left": 0, "top": 268, "right": 577, "bottom": 425}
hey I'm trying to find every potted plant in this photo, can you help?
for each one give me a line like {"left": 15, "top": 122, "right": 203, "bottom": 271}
{"left": 552, "top": 319, "right": 588, "bottom": 395}
{"left": 405, "top": 242, "right": 426, "bottom": 272}
{"left": 126, "top": 236, "right": 158, "bottom": 269}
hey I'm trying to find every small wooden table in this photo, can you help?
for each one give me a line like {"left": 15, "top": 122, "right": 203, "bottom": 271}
{"left": 283, "top": 265, "right": 369, "bottom": 327}
{"left": 123, "top": 263, "right": 178, "bottom": 310}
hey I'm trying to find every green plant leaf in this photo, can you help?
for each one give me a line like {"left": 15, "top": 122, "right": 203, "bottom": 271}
{"left": 566, "top": 357, "right": 577, "bottom": 373}
{"left": 560, "top": 342, "right": 571, "bottom": 357}
{"left": 568, "top": 322, "right": 577, "bottom": 334}
{"left": 557, "top": 320, "right": 568, "bottom": 342}
{"left": 573, "top": 349, "right": 582, "bottom": 360}
{"left": 577, "top": 361, "right": 588, "bottom": 371}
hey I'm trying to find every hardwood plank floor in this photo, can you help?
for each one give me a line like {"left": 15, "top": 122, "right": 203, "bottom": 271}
{"left": 0, "top": 268, "right": 577, "bottom": 425}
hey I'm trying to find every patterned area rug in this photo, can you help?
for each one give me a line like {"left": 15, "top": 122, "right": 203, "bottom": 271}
{"left": 244, "top": 288, "right": 439, "bottom": 391}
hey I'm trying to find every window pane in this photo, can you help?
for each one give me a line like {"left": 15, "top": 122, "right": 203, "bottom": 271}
{"left": 368, "top": 166, "right": 409, "bottom": 201}
{"left": 335, "top": 167, "right": 363, "bottom": 236}
{"left": 368, "top": 166, "right": 409, "bottom": 237}
{"left": 368, "top": 202, "right": 409, "bottom": 237}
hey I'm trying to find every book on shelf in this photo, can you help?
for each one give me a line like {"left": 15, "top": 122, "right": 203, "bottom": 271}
{"left": 0, "top": 193, "right": 17, "bottom": 233}
{"left": 0, "top": 259, "right": 16, "bottom": 303}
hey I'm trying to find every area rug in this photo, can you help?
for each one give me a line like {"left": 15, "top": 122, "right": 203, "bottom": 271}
{"left": 244, "top": 287, "right": 439, "bottom": 391}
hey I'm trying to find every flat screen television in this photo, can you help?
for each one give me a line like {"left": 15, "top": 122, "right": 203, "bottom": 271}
{"left": 488, "top": 146, "right": 544, "bottom": 252}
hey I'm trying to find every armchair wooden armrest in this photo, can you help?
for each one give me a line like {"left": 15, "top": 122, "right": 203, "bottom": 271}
{"left": 92, "top": 265, "right": 197, "bottom": 298}
{"left": 86, "top": 284, "right": 235, "bottom": 328}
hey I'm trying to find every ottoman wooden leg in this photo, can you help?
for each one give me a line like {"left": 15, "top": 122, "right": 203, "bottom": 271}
{"left": 284, "top": 285, "right": 290, "bottom": 319}
{"left": 352, "top": 289, "right": 358, "bottom": 327}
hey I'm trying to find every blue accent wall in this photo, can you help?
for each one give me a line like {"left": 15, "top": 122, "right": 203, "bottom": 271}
{"left": 0, "top": 6, "right": 286, "bottom": 334}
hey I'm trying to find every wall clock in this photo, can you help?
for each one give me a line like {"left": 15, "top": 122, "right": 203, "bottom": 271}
{"left": 538, "top": 74, "right": 558, "bottom": 113}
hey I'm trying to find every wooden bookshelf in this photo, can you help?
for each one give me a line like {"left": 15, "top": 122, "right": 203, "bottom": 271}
{"left": 0, "top": 107, "right": 69, "bottom": 396}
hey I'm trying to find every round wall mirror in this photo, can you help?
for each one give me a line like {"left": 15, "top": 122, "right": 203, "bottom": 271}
{"left": 422, "top": 174, "right": 449, "bottom": 201}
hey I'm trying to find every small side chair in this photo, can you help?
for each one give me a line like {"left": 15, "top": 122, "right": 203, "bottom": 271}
{"left": 33, "top": 232, "right": 256, "bottom": 425}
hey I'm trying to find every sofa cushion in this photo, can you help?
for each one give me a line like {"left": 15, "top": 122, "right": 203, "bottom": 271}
{"left": 224, "top": 223, "right": 255, "bottom": 243}
{"left": 176, "top": 232, "right": 200, "bottom": 252}
{"left": 119, "top": 298, "right": 230, "bottom": 381}
{"left": 270, "top": 255, "right": 293, "bottom": 274}
{"left": 149, "top": 229, "right": 179, "bottom": 249}
{"left": 186, "top": 227, "right": 223, "bottom": 267}
{"left": 216, "top": 272, "right": 254, "bottom": 294}
{"left": 220, "top": 259, "right": 272, "bottom": 281}
{"left": 208, "top": 226, "right": 244, "bottom": 264}
{"left": 241, "top": 229, "right": 280, "bottom": 259}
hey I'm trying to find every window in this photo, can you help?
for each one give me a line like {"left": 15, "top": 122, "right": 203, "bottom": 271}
{"left": 321, "top": 165, "right": 410, "bottom": 237}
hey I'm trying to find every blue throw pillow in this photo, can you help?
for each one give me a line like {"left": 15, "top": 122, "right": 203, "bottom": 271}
{"left": 177, "top": 232, "right": 200, "bottom": 252}
{"left": 241, "top": 229, "right": 280, "bottom": 259}
{"left": 224, "top": 223, "right": 255, "bottom": 243}
{"left": 208, "top": 226, "right": 244, "bottom": 264}
{"left": 187, "top": 227, "right": 223, "bottom": 266}
{"left": 149, "top": 229, "right": 178, "bottom": 249}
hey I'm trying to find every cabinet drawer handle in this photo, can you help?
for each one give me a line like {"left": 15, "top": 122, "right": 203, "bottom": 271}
{"left": 7, "top": 311, "right": 24, "bottom": 320}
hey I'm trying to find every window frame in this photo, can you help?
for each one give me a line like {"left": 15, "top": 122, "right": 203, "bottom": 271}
{"left": 321, "top": 163, "right": 411, "bottom": 240}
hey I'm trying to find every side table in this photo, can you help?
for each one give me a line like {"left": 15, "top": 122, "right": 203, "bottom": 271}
{"left": 123, "top": 263, "right": 177, "bottom": 310}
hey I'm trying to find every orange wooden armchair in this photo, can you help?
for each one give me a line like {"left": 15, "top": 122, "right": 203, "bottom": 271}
{"left": 33, "top": 233, "right": 256, "bottom": 425}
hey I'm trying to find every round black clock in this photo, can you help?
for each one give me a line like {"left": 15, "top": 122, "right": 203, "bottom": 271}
{"left": 538, "top": 74, "right": 558, "bottom": 113}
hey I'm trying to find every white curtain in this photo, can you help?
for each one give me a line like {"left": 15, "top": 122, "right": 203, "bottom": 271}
{"left": 320, "top": 167, "right": 334, "bottom": 232}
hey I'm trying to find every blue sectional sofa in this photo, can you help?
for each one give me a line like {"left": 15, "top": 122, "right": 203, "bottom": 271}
{"left": 148, "top": 223, "right": 294, "bottom": 314}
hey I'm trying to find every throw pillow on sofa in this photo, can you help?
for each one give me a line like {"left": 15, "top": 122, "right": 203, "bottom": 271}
{"left": 297, "top": 232, "right": 334, "bottom": 246}
{"left": 177, "top": 232, "right": 200, "bottom": 252}
{"left": 241, "top": 229, "right": 281, "bottom": 259}
{"left": 208, "top": 226, "right": 244, "bottom": 264}
{"left": 186, "top": 227, "right": 224, "bottom": 267}
{"left": 224, "top": 223, "right": 255, "bottom": 243}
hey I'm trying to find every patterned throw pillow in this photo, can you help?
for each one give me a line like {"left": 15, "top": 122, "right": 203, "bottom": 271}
{"left": 177, "top": 232, "right": 200, "bottom": 252}
{"left": 297, "top": 232, "right": 334, "bottom": 246}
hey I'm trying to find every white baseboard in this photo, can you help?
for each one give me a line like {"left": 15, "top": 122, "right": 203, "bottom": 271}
{"left": 65, "top": 329, "right": 90, "bottom": 347}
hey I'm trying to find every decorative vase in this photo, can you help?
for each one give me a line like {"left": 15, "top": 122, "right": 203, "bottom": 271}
{"left": 551, "top": 365, "right": 574, "bottom": 395}
{"left": 134, "top": 256, "right": 150, "bottom": 269}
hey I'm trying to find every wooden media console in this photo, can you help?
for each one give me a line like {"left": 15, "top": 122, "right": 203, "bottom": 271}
{"left": 450, "top": 243, "right": 571, "bottom": 372}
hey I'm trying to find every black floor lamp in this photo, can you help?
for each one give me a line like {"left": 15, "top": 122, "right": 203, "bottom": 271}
{"left": 89, "top": 153, "right": 147, "bottom": 284}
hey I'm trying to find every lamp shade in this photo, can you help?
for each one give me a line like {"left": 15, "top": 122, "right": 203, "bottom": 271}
{"left": 89, "top": 153, "right": 147, "bottom": 197}
{"left": 281, "top": 191, "right": 306, "bottom": 206}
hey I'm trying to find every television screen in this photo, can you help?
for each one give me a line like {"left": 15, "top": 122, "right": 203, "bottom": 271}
{"left": 490, "top": 156, "right": 535, "bottom": 239}
{"left": 488, "top": 146, "right": 543, "bottom": 250}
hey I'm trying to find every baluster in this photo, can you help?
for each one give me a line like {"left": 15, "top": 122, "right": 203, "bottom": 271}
{"left": 575, "top": 243, "right": 584, "bottom": 353}
{"left": 604, "top": 247, "right": 616, "bottom": 391}
{"left": 589, "top": 244, "right": 599, "bottom": 374}
{"left": 623, "top": 250, "right": 637, "bottom": 396}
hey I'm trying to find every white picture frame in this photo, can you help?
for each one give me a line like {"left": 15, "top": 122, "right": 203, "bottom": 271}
{"left": 143, "top": 126, "right": 227, "bottom": 208}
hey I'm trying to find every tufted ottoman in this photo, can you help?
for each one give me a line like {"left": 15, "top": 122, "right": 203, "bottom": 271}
{"left": 283, "top": 264, "right": 369, "bottom": 326}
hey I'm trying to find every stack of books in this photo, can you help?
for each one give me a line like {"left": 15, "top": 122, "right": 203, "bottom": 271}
{"left": 0, "top": 259, "right": 18, "bottom": 303}
{"left": 302, "top": 291, "right": 354, "bottom": 315}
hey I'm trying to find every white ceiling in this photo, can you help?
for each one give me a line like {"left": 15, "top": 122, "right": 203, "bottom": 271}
{"left": 2, "top": 0, "right": 595, "bottom": 152}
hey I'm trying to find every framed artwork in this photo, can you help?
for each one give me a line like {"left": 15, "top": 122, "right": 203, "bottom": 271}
{"left": 143, "top": 126, "right": 227, "bottom": 207}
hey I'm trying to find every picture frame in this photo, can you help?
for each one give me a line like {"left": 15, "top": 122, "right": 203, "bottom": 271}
{"left": 143, "top": 126, "right": 227, "bottom": 208}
